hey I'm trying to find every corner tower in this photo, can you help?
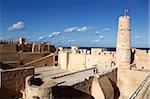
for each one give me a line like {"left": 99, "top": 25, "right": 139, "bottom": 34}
{"left": 116, "top": 13, "right": 131, "bottom": 68}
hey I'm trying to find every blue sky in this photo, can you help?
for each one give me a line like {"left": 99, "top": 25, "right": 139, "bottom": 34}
{"left": 0, "top": 0, "right": 149, "bottom": 47}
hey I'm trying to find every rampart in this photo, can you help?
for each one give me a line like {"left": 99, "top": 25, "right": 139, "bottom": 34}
{"left": 58, "top": 48, "right": 116, "bottom": 72}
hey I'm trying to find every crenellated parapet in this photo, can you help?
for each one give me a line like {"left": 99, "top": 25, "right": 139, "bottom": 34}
{"left": 0, "top": 38, "right": 56, "bottom": 53}
{"left": 0, "top": 40, "right": 17, "bottom": 44}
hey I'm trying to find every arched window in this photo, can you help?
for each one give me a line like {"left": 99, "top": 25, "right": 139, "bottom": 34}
{"left": 111, "top": 62, "right": 116, "bottom": 67}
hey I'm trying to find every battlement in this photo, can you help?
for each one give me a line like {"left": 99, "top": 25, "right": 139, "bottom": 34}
{"left": 135, "top": 49, "right": 150, "bottom": 54}
{"left": 0, "top": 38, "right": 56, "bottom": 53}
{"left": 58, "top": 46, "right": 115, "bottom": 56}
{"left": 119, "top": 15, "right": 130, "bottom": 19}
{"left": 0, "top": 40, "right": 18, "bottom": 44}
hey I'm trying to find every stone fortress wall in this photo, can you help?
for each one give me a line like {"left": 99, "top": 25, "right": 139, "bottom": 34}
{"left": 20, "top": 53, "right": 58, "bottom": 68}
{"left": 58, "top": 46, "right": 150, "bottom": 72}
{"left": 0, "top": 38, "right": 57, "bottom": 69}
{"left": 0, "top": 67, "right": 34, "bottom": 98}
{"left": 58, "top": 46, "right": 116, "bottom": 72}
{"left": 0, "top": 52, "right": 57, "bottom": 69}
{"left": 0, "top": 52, "right": 50, "bottom": 63}
{"left": 0, "top": 37, "right": 56, "bottom": 53}
{"left": 0, "top": 43, "right": 17, "bottom": 53}
{"left": 58, "top": 46, "right": 150, "bottom": 99}
{"left": 0, "top": 38, "right": 57, "bottom": 98}
{"left": 0, "top": 13, "right": 150, "bottom": 99}
{"left": 134, "top": 49, "right": 150, "bottom": 70}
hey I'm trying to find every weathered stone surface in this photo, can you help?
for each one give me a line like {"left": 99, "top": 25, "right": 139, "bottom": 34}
{"left": 0, "top": 67, "right": 34, "bottom": 98}
{"left": 116, "top": 16, "right": 131, "bottom": 68}
{"left": 25, "top": 66, "right": 118, "bottom": 99}
{"left": 117, "top": 68, "right": 149, "bottom": 98}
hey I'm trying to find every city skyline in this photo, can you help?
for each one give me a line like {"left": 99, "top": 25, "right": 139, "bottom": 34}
{"left": 1, "top": 0, "right": 149, "bottom": 47}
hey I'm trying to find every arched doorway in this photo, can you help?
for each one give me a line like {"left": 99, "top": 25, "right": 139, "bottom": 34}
{"left": 110, "top": 62, "right": 115, "bottom": 67}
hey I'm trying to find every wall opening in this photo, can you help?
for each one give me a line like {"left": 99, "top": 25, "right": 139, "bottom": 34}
{"left": 32, "top": 96, "right": 40, "bottom": 99}
{"left": 30, "top": 77, "right": 44, "bottom": 86}
{"left": 55, "top": 56, "right": 58, "bottom": 61}
{"left": 111, "top": 62, "right": 116, "bottom": 67}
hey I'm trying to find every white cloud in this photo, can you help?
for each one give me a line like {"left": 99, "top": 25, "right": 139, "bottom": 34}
{"left": 51, "top": 32, "right": 60, "bottom": 35}
{"left": 64, "top": 27, "right": 78, "bottom": 32}
{"left": 48, "top": 34, "right": 52, "bottom": 38}
{"left": 134, "top": 36, "right": 140, "bottom": 39}
{"left": 99, "top": 35, "right": 104, "bottom": 39}
{"left": 95, "top": 31, "right": 100, "bottom": 34}
{"left": 38, "top": 36, "right": 45, "bottom": 40}
{"left": 65, "top": 40, "right": 76, "bottom": 43}
{"left": 101, "top": 28, "right": 111, "bottom": 32}
{"left": 49, "top": 32, "right": 60, "bottom": 38}
{"left": 77, "top": 26, "right": 88, "bottom": 32}
{"left": 64, "top": 26, "right": 89, "bottom": 32}
{"left": 8, "top": 21, "right": 25, "bottom": 31}
{"left": 93, "top": 39, "right": 100, "bottom": 42}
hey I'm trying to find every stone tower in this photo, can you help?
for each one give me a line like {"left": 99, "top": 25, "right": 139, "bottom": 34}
{"left": 116, "top": 15, "right": 131, "bottom": 68}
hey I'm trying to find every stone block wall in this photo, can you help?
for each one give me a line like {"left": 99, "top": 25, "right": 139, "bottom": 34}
{"left": 73, "top": 76, "right": 94, "bottom": 95}
{"left": 117, "top": 68, "right": 149, "bottom": 98}
{"left": 20, "top": 52, "right": 51, "bottom": 64}
{"left": 58, "top": 51, "right": 116, "bottom": 72}
{"left": 134, "top": 49, "right": 150, "bottom": 70}
{"left": 0, "top": 52, "right": 51, "bottom": 68}
{"left": 97, "top": 68, "right": 119, "bottom": 99}
{"left": 0, "top": 44, "right": 17, "bottom": 53}
{"left": 21, "top": 54, "right": 55, "bottom": 67}
{"left": 0, "top": 67, "right": 34, "bottom": 98}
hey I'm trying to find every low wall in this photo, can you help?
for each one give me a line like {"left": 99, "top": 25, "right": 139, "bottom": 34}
{"left": 117, "top": 68, "right": 149, "bottom": 98}
{"left": 136, "top": 80, "right": 150, "bottom": 99}
{"left": 132, "top": 75, "right": 150, "bottom": 99}
{"left": 0, "top": 67, "right": 34, "bottom": 98}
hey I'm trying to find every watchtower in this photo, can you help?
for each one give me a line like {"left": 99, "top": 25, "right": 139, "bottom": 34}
{"left": 116, "top": 9, "right": 131, "bottom": 68}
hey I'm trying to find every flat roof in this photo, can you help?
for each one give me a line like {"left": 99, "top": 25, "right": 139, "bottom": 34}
{"left": 54, "top": 67, "right": 114, "bottom": 86}
{"left": 35, "top": 66, "right": 115, "bottom": 86}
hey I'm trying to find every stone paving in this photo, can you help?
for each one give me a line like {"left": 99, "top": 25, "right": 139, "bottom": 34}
{"left": 35, "top": 66, "right": 114, "bottom": 86}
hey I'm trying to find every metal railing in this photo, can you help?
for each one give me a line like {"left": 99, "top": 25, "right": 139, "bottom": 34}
{"left": 130, "top": 73, "right": 150, "bottom": 99}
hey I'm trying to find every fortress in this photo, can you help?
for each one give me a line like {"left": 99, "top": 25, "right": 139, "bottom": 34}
{"left": 0, "top": 14, "right": 150, "bottom": 99}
